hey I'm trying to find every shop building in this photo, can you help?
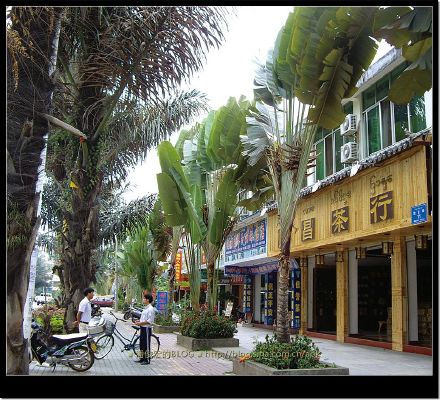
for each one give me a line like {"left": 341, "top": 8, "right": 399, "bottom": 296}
{"left": 263, "top": 48, "right": 432, "bottom": 354}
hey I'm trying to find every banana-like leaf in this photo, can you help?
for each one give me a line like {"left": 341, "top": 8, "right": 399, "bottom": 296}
{"left": 237, "top": 185, "right": 274, "bottom": 212}
{"left": 168, "top": 166, "right": 207, "bottom": 244}
{"left": 388, "top": 67, "right": 431, "bottom": 104}
{"left": 156, "top": 172, "right": 186, "bottom": 226}
{"left": 157, "top": 141, "right": 190, "bottom": 194}
{"left": 209, "top": 169, "right": 238, "bottom": 247}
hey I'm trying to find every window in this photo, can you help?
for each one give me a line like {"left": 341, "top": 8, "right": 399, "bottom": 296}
{"left": 363, "top": 63, "right": 427, "bottom": 155}
{"left": 313, "top": 102, "right": 353, "bottom": 181}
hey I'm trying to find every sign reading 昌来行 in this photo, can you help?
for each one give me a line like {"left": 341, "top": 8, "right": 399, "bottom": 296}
{"left": 156, "top": 291, "right": 168, "bottom": 315}
{"left": 411, "top": 203, "right": 428, "bottom": 225}
{"left": 224, "top": 219, "right": 266, "bottom": 262}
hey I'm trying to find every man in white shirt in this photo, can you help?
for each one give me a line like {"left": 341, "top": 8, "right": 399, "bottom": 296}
{"left": 133, "top": 293, "right": 155, "bottom": 365}
{"left": 75, "top": 287, "right": 95, "bottom": 333}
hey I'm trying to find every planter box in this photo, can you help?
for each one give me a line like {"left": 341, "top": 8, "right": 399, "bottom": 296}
{"left": 152, "top": 323, "right": 181, "bottom": 334}
{"left": 232, "top": 359, "right": 349, "bottom": 375}
{"left": 176, "top": 333, "right": 239, "bottom": 351}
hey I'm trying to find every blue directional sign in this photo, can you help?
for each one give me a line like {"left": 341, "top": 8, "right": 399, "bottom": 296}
{"left": 411, "top": 203, "right": 428, "bottom": 225}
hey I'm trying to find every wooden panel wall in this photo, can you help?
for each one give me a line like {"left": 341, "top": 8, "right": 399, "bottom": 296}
{"left": 266, "top": 146, "right": 428, "bottom": 256}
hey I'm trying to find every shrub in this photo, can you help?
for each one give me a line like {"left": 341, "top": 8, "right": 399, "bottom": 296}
{"left": 155, "top": 313, "right": 180, "bottom": 326}
{"left": 180, "top": 309, "right": 237, "bottom": 339}
{"left": 33, "top": 305, "right": 65, "bottom": 334}
{"left": 249, "top": 334, "right": 326, "bottom": 370}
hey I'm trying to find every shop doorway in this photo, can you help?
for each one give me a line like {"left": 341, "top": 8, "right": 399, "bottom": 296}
{"left": 416, "top": 239, "right": 432, "bottom": 347}
{"left": 313, "top": 264, "right": 336, "bottom": 334}
{"left": 357, "top": 248, "right": 391, "bottom": 342}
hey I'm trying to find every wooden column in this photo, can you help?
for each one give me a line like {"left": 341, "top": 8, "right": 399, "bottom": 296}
{"left": 336, "top": 249, "right": 349, "bottom": 342}
{"left": 299, "top": 256, "right": 308, "bottom": 335}
{"left": 391, "top": 235, "right": 408, "bottom": 351}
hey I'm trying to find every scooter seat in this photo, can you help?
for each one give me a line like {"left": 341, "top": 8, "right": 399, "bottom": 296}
{"left": 51, "top": 333, "right": 88, "bottom": 345}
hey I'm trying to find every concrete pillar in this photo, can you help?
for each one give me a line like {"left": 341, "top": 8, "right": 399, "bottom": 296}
{"left": 254, "top": 275, "right": 261, "bottom": 322}
{"left": 299, "top": 257, "right": 308, "bottom": 335}
{"left": 307, "top": 255, "right": 314, "bottom": 329}
{"left": 348, "top": 249, "right": 358, "bottom": 335}
{"left": 406, "top": 240, "right": 418, "bottom": 342}
{"left": 336, "top": 249, "right": 349, "bottom": 342}
{"left": 391, "top": 235, "right": 408, "bottom": 351}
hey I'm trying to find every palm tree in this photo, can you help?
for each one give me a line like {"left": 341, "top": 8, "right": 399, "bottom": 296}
{"left": 157, "top": 97, "right": 272, "bottom": 311}
{"left": 40, "top": 6, "right": 230, "bottom": 328}
{"left": 7, "top": 6, "right": 63, "bottom": 375}
{"left": 242, "top": 7, "right": 381, "bottom": 342}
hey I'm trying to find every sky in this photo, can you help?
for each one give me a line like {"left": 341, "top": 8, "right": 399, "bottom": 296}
{"left": 121, "top": 6, "right": 393, "bottom": 203}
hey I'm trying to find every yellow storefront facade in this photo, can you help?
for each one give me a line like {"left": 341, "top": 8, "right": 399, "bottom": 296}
{"left": 266, "top": 138, "right": 432, "bottom": 353}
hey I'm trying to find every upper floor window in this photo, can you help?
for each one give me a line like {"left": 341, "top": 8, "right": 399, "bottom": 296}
{"left": 314, "top": 103, "right": 353, "bottom": 181}
{"left": 363, "top": 63, "right": 427, "bottom": 155}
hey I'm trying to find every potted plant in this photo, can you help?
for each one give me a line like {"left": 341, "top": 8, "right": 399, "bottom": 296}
{"left": 232, "top": 335, "right": 349, "bottom": 375}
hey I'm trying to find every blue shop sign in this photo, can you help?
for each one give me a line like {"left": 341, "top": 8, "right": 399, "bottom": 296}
{"left": 411, "top": 203, "right": 428, "bottom": 225}
{"left": 156, "top": 291, "right": 168, "bottom": 314}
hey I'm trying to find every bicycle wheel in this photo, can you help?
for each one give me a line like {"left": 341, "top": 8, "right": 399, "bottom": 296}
{"left": 132, "top": 334, "right": 160, "bottom": 359}
{"left": 94, "top": 334, "right": 114, "bottom": 359}
{"left": 67, "top": 345, "right": 94, "bottom": 372}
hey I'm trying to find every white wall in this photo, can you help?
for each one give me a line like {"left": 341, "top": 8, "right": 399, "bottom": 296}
{"left": 406, "top": 240, "right": 419, "bottom": 342}
{"left": 348, "top": 249, "right": 358, "bottom": 334}
{"left": 307, "top": 255, "right": 314, "bottom": 329}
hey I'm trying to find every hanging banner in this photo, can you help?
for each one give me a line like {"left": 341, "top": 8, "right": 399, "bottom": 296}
{"left": 292, "top": 267, "right": 301, "bottom": 329}
{"left": 156, "top": 291, "right": 168, "bottom": 315}
{"left": 175, "top": 249, "right": 183, "bottom": 282}
{"left": 264, "top": 272, "right": 275, "bottom": 325}
{"left": 243, "top": 275, "right": 252, "bottom": 313}
{"left": 224, "top": 219, "right": 266, "bottom": 263}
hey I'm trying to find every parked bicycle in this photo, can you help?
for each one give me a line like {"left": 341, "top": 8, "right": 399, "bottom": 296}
{"left": 93, "top": 311, "right": 160, "bottom": 360}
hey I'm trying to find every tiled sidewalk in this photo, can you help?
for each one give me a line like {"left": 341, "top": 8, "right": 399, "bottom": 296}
{"left": 29, "top": 311, "right": 233, "bottom": 376}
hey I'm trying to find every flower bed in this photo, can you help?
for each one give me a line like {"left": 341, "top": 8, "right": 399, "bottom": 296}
{"left": 232, "top": 335, "right": 349, "bottom": 375}
{"left": 177, "top": 309, "right": 239, "bottom": 350}
{"left": 180, "top": 309, "right": 237, "bottom": 339}
{"left": 32, "top": 306, "right": 65, "bottom": 334}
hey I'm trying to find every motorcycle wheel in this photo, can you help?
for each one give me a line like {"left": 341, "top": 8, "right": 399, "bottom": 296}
{"left": 132, "top": 315, "right": 139, "bottom": 323}
{"left": 123, "top": 311, "right": 131, "bottom": 320}
{"left": 67, "top": 345, "right": 94, "bottom": 372}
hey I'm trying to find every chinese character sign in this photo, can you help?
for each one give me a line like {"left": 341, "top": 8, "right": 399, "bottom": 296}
{"left": 331, "top": 206, "right": 349, "bottom": 234}
{"left": 370, "top": 191, "right": 393, "bottom": 224}
{"left": 292, "top": 268, "right": 301, "bottom": 329}
{"left": 225, "top": 219, "right": 266, "bottom": 262}
{"left": 175, "top": 249, "right": 183, "bottom": 282}
{"left": 156, "top": 291, "right": 168, "bottom": 315}
{"left": 243, "top": 275, "right": 252, "bottom": 313}
{"left": 301, "top": 218, "right": 315, "bottom": 241}
{"left": 264, "top": 272, "right": 275, "bottom": 325}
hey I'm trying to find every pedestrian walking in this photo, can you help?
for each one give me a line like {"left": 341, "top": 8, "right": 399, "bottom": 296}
{"left": 133, "top": 293, "right": 155, "bottom": 365}
{"left": 75, "top": 287, "right": 95, "bottom": 333}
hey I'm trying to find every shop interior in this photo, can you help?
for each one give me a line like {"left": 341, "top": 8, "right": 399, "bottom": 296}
{"left": 357, "top": 248, "right": 392, "bottom": 342}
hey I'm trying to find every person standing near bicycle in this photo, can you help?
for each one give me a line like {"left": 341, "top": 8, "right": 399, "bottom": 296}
{"left": 74, "top": 287, "right": 95, "bottom": 333}
{"left": 133, "top": 293, "right": 155, "bottom": 365}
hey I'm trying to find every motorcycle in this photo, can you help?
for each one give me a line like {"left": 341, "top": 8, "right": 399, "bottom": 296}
{"left": 91, "top": 302, "right": 102, "bottom": 317}
{"left": 28, "top": 320, "right": 95, "bottom": 372}
{"left": 123, "top": 305, "right": 142, "bottom": 322}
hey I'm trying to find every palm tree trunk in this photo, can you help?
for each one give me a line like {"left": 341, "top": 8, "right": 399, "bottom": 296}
{"left": 276, "top": 232, "right": 292, "bottom": 343}
{"left": 207, "top": 261, "right": 217, "bottom": 311}
{"left": 7, "top": 7, "right": 63, "bottom": 374}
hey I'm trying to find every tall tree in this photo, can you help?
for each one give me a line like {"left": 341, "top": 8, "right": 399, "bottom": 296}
{"left": 7, "top": 7, "right": 63, "bottom": 375}
{"left": 242, "top": 7, "right": 380, "bottom": 342}
{"left": 41, "top": 6, "right": 230, "bottom": 329}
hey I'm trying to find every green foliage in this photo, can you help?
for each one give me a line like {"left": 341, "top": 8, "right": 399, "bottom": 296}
{"left": 33, "top": 306, "right": 65, "bottom": 334}
{"left": 250, "top": 334, "right": 327, "bottom": 370}
{"left": 155, "top": 313, "right": 180, "bottom": 327}
{"left": 180, "top": 309, "right": 237, "bottom": 339}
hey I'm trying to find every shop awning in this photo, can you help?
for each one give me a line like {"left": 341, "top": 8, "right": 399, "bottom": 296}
{"left": 224, "top": 259, "right": 298, "bottom": 276}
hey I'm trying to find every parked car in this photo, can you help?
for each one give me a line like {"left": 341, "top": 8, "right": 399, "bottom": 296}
{"left": 34, "top": 293, "right": 53, "bottom": 305}
{"left": 91, "top": 296, "right": 114, "bottom": 307}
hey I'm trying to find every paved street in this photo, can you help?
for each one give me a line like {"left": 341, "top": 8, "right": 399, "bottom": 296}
{"left": 29, "top": 310, "right": 432, "bottom": 376}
